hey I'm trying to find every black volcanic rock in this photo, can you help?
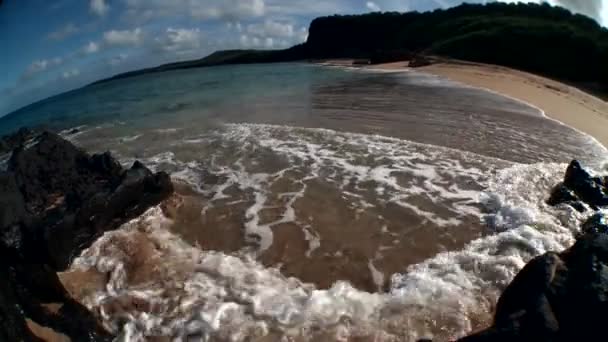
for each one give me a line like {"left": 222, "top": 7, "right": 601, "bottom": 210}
{"left": 7, "top": 132, "right": 173, "bottom": 269}
{"left": 563, "top": 160, "right": 608, "bottom": 207}
{"left": 0, "top": 127, "right": 38, "bottom": 155}
{"left": 547, "top": 182, "right": 586, "bottom": 212}
{"left": 460, "top": 224, "right": 608, "bottom": 341}
{"left": 547, "top": 160, "right": 608, "bottom": 211}
{"left": 460, "top": 161, "right": 608, "bottom": 341}
{"left": 0, "top": 131, "right": 173, "bottom": 341}
{"left": 581, "top": 213, "right": 608, "bottom": 235}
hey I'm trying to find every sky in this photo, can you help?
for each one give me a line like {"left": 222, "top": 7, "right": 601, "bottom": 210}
{"left": 0, "top": 0, "right": 607, "bottom": 117}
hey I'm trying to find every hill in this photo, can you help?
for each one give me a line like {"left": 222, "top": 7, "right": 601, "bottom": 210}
{"left": 92, "top": 2, "right": 608, "bottom": 88}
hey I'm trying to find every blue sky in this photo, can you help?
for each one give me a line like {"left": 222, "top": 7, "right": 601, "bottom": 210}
{"left": 1, "top": 0, "right": 607, "bottom": 116}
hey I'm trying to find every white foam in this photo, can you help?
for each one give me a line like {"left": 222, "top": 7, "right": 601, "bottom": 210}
{"left": 66, "top": 123, "right": 602, "bottom": 341}
{"left": 71, "top": 169, "right": 585, "bottom": 342}
{"left": 368, "top": 260, "right": 385, "bottom": 292}
{"left": 118, "top": 135, "right": 142, "bottom": 143}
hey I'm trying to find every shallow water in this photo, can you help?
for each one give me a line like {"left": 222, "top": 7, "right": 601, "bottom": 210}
{"left": 3, "top": 63, "right": 607, "bottom": 341}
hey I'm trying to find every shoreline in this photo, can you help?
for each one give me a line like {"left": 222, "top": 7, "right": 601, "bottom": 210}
{"left": 369, "top": 60, "right": 608, "bottom": 151}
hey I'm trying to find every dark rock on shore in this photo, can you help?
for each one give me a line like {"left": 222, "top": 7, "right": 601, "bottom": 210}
{"left": 581, "top": 213, "right": 608, "bottom": 235}
{"left": 547, "top": 160, "right": 608, "bottom": 211}
{"left": 458, "top": 161, "right": 608, "bottom": 341}
{"left": 0, "top": 127, "right": 38, "bottom": 155}
{"left": 0, "top": 130, "right": 173, "bottom": 341}
{"left": 461, "top": 230, "right": 608, "bottom": 341}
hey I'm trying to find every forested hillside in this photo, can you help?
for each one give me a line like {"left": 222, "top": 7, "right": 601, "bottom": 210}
{"left": 94, "top": 2, "right": 608, "bottom": 86}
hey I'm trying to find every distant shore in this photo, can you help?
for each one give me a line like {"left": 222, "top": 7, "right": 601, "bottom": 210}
{"left": 380, "top": 60, "right": 608, "bottom": 150}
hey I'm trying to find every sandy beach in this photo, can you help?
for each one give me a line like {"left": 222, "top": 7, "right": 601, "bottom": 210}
{"left": 373, "top": 60, "right": 608, "bottom": 149}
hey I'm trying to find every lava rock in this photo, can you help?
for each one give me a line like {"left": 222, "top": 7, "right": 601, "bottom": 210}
{"left": 563, "top": 160, "right": 608, "bottom": 208}
{"left": 0, "top": 248, "right": 43, "bottom": 342}
{"left": 0, "top": 126, "right": 38, "bottom": 155}
{"left": 459, "top": 230, "right": 608, "bottom": 341}
{"left": 581, "top": 213, "right": 608, "bottom": 235}
{"left": 8, "top": 132, "right": 173, "bottom": 269}
{"left": 0, "top": 130, "right": 174, "bottom": 341}
{"left": 546, "top": 182, "right": 585, "bottom": 212}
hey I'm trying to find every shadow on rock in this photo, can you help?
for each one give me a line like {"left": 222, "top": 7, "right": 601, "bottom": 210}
{"left": 0, "top": 130, "right": 173, "bottom": 341}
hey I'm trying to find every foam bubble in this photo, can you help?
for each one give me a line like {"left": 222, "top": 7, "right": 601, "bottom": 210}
{"left": 64, "top": 124, "right": 600, "bottom": 341}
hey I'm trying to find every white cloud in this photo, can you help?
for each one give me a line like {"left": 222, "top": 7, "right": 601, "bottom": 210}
{"left": 103, "top": 28, "right": 143, "bottom": 46}
{"left": 90, "top": 0, "right": 109, "bottom": 16}
{"left": 48, "top": 23, "right": 79, "bottom": 41}
{"left": 62, "top": 69, "right": 80, "bottom": 79}
{"left": 366, "top": 1, "right": 381, "bottom": 11}
{"left": 247, "top": 20, "right": 295, "bottom": 38}
{"left": 24, "top": 58, "right": 63, "bottom": 79}
{"left": 242, "top": 20, "right": 308, "bottom": 48}
{"left": 123, "top": 0, "right": 265, "bottom": 22}
{"left": 264, "top": 1, "right": 352, "bottom": 16}
{"left": 240, "top": 34, "right": 262, "bottom": 48}
{"left": 264, "top": 37, "right": 274, "bottom": 48}
{"left": 83, "top": 41, "right": 100, "bottom": 54}
{"left": 156, "top": 27, "right": 203, "bottom": 53}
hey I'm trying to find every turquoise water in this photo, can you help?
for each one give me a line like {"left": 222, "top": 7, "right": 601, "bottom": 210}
{"left": 2, "top": 63, "right": 604, "bottom": 163}
{"left": 0, "top": 64, "right": 352, "bottom": 134}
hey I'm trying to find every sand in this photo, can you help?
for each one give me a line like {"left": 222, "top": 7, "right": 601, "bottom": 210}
{"left": 372, "top": 60, "right": 608, "bottom": 149}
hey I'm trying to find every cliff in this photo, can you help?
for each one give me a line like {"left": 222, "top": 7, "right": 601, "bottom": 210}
{"left": 91, "top": 2, "right": 608, "bottom": 90}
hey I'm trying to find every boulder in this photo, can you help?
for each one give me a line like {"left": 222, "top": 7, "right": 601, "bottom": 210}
{"left": 546, "top": 182, "right": 585, "bottom": 212}
{"left": 563, "top": 160, "right": 608, "bottom": 208}
{"left": 8, "top": 132, "right": 173, "bottom": 269}
{"left": 0, "top": 130, "right": 173, "bottom": 341}
{"left": 0, "top": 126, "right": 38, "bottom": 155}
{"left": 459, "top": 228, "right": 608, "bottom": 341}
{"left": 581, "top": 213, "right": 608, "bottom": 235}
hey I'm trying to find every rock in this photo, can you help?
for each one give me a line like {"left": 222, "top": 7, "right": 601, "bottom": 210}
{"left": 546, "top": 182, "right": 585, "bottom": 212}
{"left": 5, "top": 252, "right": 113, "bottom": 341}
{"left": 0, "top": 250, "right": 44, "bottom": 342}
{"left": 8, "top": 132, "right": 121, "bottom": 213}
{"left": 581, "top": 213, "right": 608, "bottom": 235}
{"left": 459, "top": 227, "right": 608, "bottom": 341}
{"left": 465, "top": 161, "right": 608, "bottom": 341}
{"left": 0, "top": 130, "right": 173, "bottom": 341}
{"left": 0, "top": 126, "right": 38, "bottom": 155}
{"left": 562, "top": 160, "right": 608, "bottom": 208}
{"left": 8, "top": 132, "right": 173, "bottom": 269}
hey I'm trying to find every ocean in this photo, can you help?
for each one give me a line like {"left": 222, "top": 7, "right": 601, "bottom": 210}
{"left": 2, "top": 63, "right": 607, "bottom": 341}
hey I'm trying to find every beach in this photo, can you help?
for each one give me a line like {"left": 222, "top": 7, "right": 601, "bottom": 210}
{"left": 7, "top": 61, "right": 607, "bottom": 341}
{"left": 374, "top": 60, "right": 608, "bottom": 149}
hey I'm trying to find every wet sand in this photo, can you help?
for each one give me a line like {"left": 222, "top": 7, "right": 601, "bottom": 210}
{"left": 373, "top": 60, "right": 608, "bottom": 149}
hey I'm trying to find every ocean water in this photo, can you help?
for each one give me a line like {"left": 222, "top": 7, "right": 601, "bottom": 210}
{"left": 2, "top": 63, "right": 608, "bottom": 341}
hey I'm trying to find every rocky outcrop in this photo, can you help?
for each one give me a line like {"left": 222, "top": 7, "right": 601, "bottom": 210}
{"left": 0, "top": 127, "right": 38, "bottom": 155}
{"left": 547, "top": 160, "right": 608, "bottom": 211}
{"left": 0, "top": 130, "right": 173, "bottom": 341}
{"left": 460, "top": 230, "right": 608, "bottom": 342}
{"left": 460, "top": 161, "right": 608, "bottom": 341}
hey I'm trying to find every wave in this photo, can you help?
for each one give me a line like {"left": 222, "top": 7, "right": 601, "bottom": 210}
{"left": 61, "top": 124, "right": 599, "bottom": 341}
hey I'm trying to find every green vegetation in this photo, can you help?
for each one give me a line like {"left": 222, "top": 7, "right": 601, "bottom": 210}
{"left": 93, "top": 2, "right": 608, "bottom": 88}
{"left": 306, "top": 2, "right": 608, "bottom": 84}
